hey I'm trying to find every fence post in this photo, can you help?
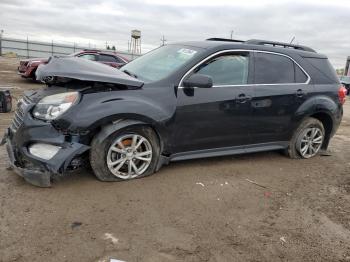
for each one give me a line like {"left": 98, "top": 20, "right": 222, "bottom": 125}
{"left": 51, "top": 40, "right": 54, "bottom": 56}
{"left": 26, "top": 36, "right": 29, "bottom": 58}
{"left": 0, "top": 33, "right": 2, "bottom": 57}
{"left": 73, "top": 42, "right": 76, "bottom": 52}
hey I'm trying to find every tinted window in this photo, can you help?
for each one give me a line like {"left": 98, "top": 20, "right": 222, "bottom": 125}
{"left": 305, "top": 57, "right": 339, "bottom": 83}
{"left": 254, "top": 53, "right": 294, "bottom": 84}
{"left": 99, "top": 54, "right": 118, "bottom": 63}
{"left": 194, "top": 54, "right": 249, "bottom": 85}
{"left": 295, "top": 64, "right": 308, "bottom": 83}
{"left": 78, "top": 54, "right": 97, "bottom": 61}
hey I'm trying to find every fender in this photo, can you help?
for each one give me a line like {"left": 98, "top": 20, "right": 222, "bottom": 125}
{"left": 294, "top": 94, "right": 339, "bottom": 123}
{"left": 313, "top": 95, "right": 340, "bottom": 117}
{"left": 54, "top": 86, "right": 177, "bottom": 143}
{"left": 294, "top": 94, "right": 341, "bottom": 149}
{"left": 93, "top": 119, "right": 147, "bottom": 145}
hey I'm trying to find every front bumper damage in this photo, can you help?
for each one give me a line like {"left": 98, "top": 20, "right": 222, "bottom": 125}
{"left": 1, "top": 102, "right": 89, "bottom": 187}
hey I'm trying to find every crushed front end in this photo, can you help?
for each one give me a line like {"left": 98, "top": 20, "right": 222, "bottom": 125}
{"left": 1, "top": 93, "right": 89, "bottom": 187}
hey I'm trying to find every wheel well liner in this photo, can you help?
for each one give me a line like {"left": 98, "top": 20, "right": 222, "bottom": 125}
{"left": 309, "top": 112, "right": 333, "bottom": 149}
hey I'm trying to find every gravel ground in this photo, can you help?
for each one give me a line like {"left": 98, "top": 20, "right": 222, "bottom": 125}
{"left": 0, "top": 57, "right": 349, "bottom": 262}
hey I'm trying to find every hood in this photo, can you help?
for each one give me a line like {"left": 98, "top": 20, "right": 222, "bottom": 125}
{"left": 36, "top": 57, "right": 144, "bottom": 87}
{"left": 21, "top": 57, "right": 49, "bottom": 63}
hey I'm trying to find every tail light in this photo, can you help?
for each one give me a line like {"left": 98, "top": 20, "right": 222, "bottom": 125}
{"left": 338, "top": 85, "right": 347, "bottom": 105}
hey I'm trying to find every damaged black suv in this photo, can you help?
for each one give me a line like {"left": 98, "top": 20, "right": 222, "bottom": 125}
{"left": 2, "top": 38, "right": 346, "bottom": 187}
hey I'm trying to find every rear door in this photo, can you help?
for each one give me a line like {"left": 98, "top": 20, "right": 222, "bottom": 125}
{"left": 172, "top": 51, "right": 255, "bottom": 153}
{"left": 250, "top": 51, "right": 310, "bottom": 144}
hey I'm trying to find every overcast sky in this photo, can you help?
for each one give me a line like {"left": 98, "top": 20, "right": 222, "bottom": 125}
{"left": 1, "top": 0, "right": 349, "bottom": 68}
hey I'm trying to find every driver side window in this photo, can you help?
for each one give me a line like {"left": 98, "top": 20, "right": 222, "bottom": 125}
{"left": 194, "top": 53, "right": 249, "bottom": 86}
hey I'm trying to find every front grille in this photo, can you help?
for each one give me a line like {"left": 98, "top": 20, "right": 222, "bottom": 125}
{"left": 10, "top": 95, "right": 33, "bottom": 132}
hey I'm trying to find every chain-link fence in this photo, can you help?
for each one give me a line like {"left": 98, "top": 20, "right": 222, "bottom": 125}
{"left": 0, "top": 36, "right": 141, "bottom": 60}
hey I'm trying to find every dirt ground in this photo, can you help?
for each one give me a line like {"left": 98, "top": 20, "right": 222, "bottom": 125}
{"left": 0, "top": 57, "right": 349, "bottom": 262}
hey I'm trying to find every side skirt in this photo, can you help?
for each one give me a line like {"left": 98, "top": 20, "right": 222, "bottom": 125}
{"left": 169, "top": 142, "right": 289, "bottom": 162}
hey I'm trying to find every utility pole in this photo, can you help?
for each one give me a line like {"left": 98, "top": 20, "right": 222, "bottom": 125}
{"left": 230, "top": 30, "right": 234, "bottom": 39}
{"left": 161, "top": 35, "right": 167, "bottom": 46}
{"left": 26, "top": 36, "right": 29, "bottom": 58}
{"left": 0, "top": 30, "right": 3, "bottom": 57}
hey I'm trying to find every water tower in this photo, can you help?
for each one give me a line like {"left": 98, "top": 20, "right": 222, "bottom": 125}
{"left": 130, "top": 30, "right": 141, "bottom": 55}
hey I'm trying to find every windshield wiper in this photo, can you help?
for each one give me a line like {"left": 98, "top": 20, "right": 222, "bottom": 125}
{"left": 123, "top": 69, "right": 138, "bottom": 79}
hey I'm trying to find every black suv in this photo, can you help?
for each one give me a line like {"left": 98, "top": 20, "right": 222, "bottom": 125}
{"left": 2, "top": 38, "right": 346, "bottom": 187}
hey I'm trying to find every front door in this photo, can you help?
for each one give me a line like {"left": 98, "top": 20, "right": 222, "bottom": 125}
{"left": 172, "top": 51, "right": 254, "bottom": 153}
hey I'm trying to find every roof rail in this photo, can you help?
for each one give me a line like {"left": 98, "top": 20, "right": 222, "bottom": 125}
{"left": 245, "top": 39, "right": 316, "bottom": 53}
{"left": 206, "top": 38, "right": 245, "bottom": 43}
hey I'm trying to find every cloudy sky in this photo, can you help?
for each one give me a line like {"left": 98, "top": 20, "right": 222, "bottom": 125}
{"left": 1, "top": 0, "right": 350, "bottom": 68}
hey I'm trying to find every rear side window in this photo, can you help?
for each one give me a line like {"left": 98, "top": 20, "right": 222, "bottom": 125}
{"left": 254, "top": 52, "right": 308, "bottom": 84}
{"left": 255, "top": 52, "right": 307, "bottom": 84}
{"left": 194, "top": 54, "right": 249, "bottom": 85}
{"left": 99, "top": 54, "right": 118, "bottom": 63}
{"left": 295, "top": 65, "right": 308, "bottom": 83}
{"left": 304, "top": 57, "right": 339, "bottom": 83}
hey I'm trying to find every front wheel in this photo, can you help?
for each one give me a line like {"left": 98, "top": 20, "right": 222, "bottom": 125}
{"left": 90, "top": 126, "right": 160, "bottom": 181}
{"left": 286, "top": 117, "right": 325, "bottom": 159}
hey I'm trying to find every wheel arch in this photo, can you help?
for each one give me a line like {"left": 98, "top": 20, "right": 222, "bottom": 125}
{"left": 308, "top": 111, "right": 334, "bottom": 149}
{"left": 90, "top": 118, "right": 165, "bottom": 155}
{"left": 294, "top": 94, "right": 339, "bottom": 150}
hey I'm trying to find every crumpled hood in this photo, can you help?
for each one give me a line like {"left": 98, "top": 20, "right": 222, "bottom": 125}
{"left": 36, "top": 57, "right": 144, "bottom": 87}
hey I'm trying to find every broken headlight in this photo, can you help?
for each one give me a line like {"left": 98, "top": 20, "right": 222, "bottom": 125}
{"left": 33, "top": 92, "right": 79, "bottom": 121}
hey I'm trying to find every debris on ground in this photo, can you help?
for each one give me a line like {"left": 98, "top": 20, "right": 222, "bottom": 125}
{"left": 264, "top": 192, "right": 272, "bottom": 198}
{"left": 196, "top": 182, "right": 205, "bottom": 187}
{"left": 245, "top": 179, "right": 268, "bottom": 189}
{"left": 71, "top": 221, "right": 82, "bottom": 229}
{"left": 103, "top": 233, "right": 119, "bottom": 244}
{"left": 280, "top": 236, "right": 287, "bottom": 244}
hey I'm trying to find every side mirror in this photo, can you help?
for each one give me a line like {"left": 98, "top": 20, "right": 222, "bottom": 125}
{"left": 183, "top": 74, "right": 213, "bottom": 88}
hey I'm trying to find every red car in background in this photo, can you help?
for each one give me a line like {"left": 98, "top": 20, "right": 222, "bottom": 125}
{"left": 18, "top": 49, "right": 129, "bottom": 80}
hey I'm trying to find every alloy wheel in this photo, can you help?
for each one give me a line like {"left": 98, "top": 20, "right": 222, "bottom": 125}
{"left": 106, "top": 134, "right": 153, "bottom": 179}
{"left": 297, "top": 127, "right": 323, "bottom": 158}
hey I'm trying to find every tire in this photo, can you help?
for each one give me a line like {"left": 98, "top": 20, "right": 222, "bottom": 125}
{"left": 90, "top": 125, "right": 160, "bottom": 182}
{"left": 286, "top": 117, "right": 325, "bottom": 159}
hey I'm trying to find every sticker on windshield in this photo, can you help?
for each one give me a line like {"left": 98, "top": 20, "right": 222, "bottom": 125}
{"left": 177, "top": 48, "right": 197, "bottom": 56}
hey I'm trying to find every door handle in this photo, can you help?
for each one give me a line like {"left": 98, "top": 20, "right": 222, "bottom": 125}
{"left": 296, "top": 89, "right": 305, "bottom": 98}
{"left": 236, "top": 93, "right": 251, "bottom": 103}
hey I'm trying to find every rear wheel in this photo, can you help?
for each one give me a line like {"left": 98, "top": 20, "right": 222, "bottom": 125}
{"left": 90, "top": 126, "right": 160, "bottom": 181}
{"left": 286, "top": 117, "right": 325, "bottom": 159}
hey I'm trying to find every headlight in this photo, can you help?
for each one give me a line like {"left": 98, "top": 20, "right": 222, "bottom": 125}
{"left": 33, "top": 92, "right": 79, "bottom": 120}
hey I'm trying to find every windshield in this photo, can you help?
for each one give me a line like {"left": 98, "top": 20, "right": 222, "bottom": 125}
{"left": 121, "top": 45, "right": 203, "bottom": 82}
